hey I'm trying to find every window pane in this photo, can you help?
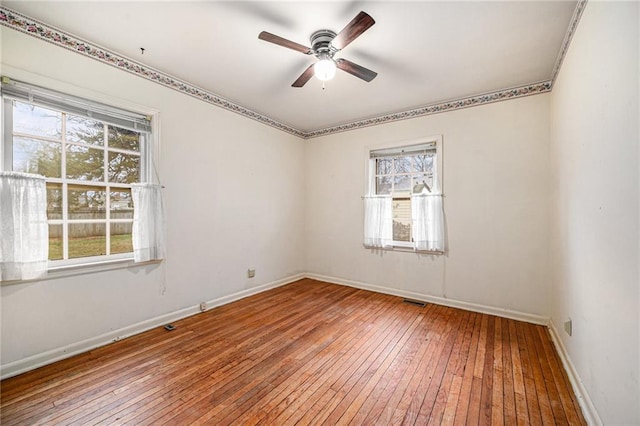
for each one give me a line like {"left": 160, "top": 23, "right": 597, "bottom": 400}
{"left": 68, "top": 185, "right": 106, "bottom": 219}
{"left": 110, "top": 189, "right": 134, "bottom": 219}
{"left": 13, "top": 101, "right": 62, "bottom": 138}
{"left": 394, "top": 175, "right": 411, "bottom": 193}
{"left": 13, "top": 137, "right": 62, "bottom": 178}
{"left": 67, "top": 115, "right": 104, "bottom": 146}
{"left": 108, "top": 151, "right": 140, "bottom": 183}
{"left": 412, "top": 174, "right": 433, "bottom": 193}
{"left": 68, "top": 223, "right": 106, "bottom": 258}
{"left": 108, "top": 126, "right": 140, "bottom": 152}
{"left": 66, "top": 145, "right": 104, "bottom": 181}
{"left": 392, "top": 198, "right": 411, "bottom": 242}
{"left": 110, "top": 222, "right": 133, "bottom": 254}
{"left": 412, "top": 154, "right": 434, "bottom": 173}
{"left": 46, "top": 183, "right": 63, "bottom": 220}
{"left": 376, "top": 176, "right": 392, "bottom": 195}
{"left": 376, "top": 158, "right": 392, "bottom": 175}
{"left": 48, "top": 224, "right": 63, "bottom": 260}
{"left": 394, "top": 157, "right": 411, "bottom": 174}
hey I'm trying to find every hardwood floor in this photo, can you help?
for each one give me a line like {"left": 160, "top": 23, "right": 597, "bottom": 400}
{"left": 1, "top": 279, "right": 585, "bottom": 425}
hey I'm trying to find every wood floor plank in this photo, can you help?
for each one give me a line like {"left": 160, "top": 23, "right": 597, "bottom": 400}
{"left": 528, "top": 326, "right": 569, "bottom": 426}
{"left": 465, "top": 313, "right": 489, "bottom": 424}
{"left": 421, "top": 310, "right": 472, "bottom": 425}
{"left": 501, "top": 317, "right": 518, "bottom": 426}
{"left": 453, "top": 311, "right": 482, "bottom": 425}
{"left": 0, "top": 279, "right": 586, "bottom": 426}
{"left": 490, "top": 316, "right": 504, "bottom": 425}
{"left": 536, "top": 326, "right": 580, "bottom": 426}
{"left": 441, "top": 310, "right": 478, "bottom": 425}
{"left": 478, "top": 313, "right": 496, "bottom": 425}
{"left": 509, "top": 319, "right": 530, "bottom": 426}
{"left": 516, "top": 321, "right": 543, "bottom": 426}
{"left": 441, "top": 374, "right": 463, "bottom": 425}
{"left": 523, "top": 321, "right": 556, "bottom": 426}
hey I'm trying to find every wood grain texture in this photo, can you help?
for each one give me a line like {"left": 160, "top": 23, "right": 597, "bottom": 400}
{"left": 332, "top": 11, "right": 375, "bottom": 50}
{"left": 0, "top": 279, "right": 585, "bottom": 425}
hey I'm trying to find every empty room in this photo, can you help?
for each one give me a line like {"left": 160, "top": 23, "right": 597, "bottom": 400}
{"left": 0, "top": 1, "right": 637, "bottom": 424}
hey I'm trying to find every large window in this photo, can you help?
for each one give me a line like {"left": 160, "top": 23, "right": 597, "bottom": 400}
{"left": 366, "top": 137, "right": 443, "bottom": 250}
{"left": 2, "top": 78, "right": 153, "bottom": 266}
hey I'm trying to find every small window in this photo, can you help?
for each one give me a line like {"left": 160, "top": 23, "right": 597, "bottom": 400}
{"left": 367, "top": 137, "right": 443, "bottom": 249}
{"left": 2, "top": 78, "right": 153, "bottom": 267}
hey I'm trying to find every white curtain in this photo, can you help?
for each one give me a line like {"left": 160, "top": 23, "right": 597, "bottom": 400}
{"left": 0, "top": 172, "right": 48, "bottom": 281}
{"left": 132, "top": 183, "right": 166, "bottom": 262}
{"left": 363, "top": 195, "right": 393, "bottom": 248}
{"left": 411, "top": 194, "right": 445, "bottom": 252}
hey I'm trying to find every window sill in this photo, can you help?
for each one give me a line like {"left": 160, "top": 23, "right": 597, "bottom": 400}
{"left": 1, "top": 258, "right": 162, "bottom": 286}
{"left": 363, "top": 244, "right": 444, "bottom": 255}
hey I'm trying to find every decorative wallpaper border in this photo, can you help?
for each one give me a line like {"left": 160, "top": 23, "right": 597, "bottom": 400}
{"left": 550, "top": 0, "right": 588, "bottom": 86}
{"left": 0, "top": 7, "right": 306, "bottom": 138}
{"left": 0, "top": 3, "right": 584, "bottom": 139}
{"left": 304, "top": 81, "right": 552, "bottom": 138}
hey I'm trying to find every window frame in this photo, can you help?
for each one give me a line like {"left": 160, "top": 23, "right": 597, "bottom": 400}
{"left": 1, "top": 77, "right": 160, "bottom": 272}
{"left": 365, "top": 135, "right": 443, "bottom": 251}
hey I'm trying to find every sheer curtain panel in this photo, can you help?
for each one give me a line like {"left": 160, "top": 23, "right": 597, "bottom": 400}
{"left": 0, "top": 172, "right": 48, "bottom": 281}
{"left": 411, "top": 194, "right": 445, "bottom": 252}
{"left": 363, "top": 195, "right": 393, "bottom": 248}
{"left": 132, "top": 183, "right": 166, "bottom": 262}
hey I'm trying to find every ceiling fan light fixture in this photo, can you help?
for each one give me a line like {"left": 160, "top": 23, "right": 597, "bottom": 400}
{"left": 314, "top": 57, "right": 337, "bottom": 81}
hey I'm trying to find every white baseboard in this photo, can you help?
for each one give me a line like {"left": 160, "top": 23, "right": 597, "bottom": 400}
{"left": 305, "top": 273, "right": 549, "bottom": 325}
{"left": 0, "top": 273, "right": 305, "bottom": 380}
{"left": 548, "top": 321, "right": 602, "bottom": 426}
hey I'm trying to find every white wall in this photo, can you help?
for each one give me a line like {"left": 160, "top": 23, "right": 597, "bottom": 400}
{"left": 549, "top": 2, "right": 639, "bottom": 424}
{"left": 0, "top": 28, "right": 306, "bottom": 371}
{"left": 305, "top": 94, "right": 551, "bottom": 319}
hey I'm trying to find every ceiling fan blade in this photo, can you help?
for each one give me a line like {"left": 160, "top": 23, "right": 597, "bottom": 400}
{"left": 292, "top": 64, "right": 316, "bottom": 87}
{"left": 331, "top": 11, "right": 375, "bottom": 50}
{"left": 259, "top": 31, "right": 312, "bottom": 55}
{"left": 336, "top": 58, "right": 377, "bottom": 82}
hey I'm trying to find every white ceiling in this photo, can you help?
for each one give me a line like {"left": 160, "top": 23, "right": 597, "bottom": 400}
{"left": 4, "top": 1, "right": 578, "bottom": 134}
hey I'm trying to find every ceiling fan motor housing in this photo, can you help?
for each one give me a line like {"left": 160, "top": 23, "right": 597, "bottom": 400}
{"left": 310, "top": 29, "right": 338, "bottom": 56}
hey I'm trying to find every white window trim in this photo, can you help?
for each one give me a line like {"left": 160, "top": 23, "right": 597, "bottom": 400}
{"left": 0, "top": 257, "right": 162, "bottom": 285}
{"left": 364, "top": 135, "right": 443, "bottom": 253}
{"left": 1, "top": 76, "right": 162, "bottom": 278}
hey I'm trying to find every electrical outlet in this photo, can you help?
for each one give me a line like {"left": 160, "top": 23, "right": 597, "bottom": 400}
{"left": 199, "top": 302, "right": 207, "bottom": 312}
{"left": 247, "top": 268, "right": 256, "bottom": 278}
{"left": 564, "top": 318, "right": 572, "bottom": 336}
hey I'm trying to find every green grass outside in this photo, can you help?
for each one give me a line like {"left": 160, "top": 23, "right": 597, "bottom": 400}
{"left": 49, "top": 234, "right": 133, "bottom": 260}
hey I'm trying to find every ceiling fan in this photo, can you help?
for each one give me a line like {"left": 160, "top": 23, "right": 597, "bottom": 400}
{"left": 258, "top": 11, "right": 378, "bottom": 88}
